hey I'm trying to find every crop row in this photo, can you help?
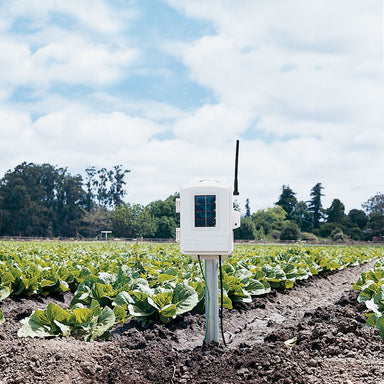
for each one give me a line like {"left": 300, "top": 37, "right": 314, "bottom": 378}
{"left": 353, "top": 257, "right": 384, "bottom": 340}
{"left": 0, "top": 241, "right": 382, "bottom": 341}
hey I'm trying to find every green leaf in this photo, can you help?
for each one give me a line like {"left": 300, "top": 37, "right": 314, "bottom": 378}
{"left": 128, "top": 291, "right": 156, "bottom": 318}
{"left": 357, "top": 281, "right": 379, "bottom": 302}
{"left": 59, "top": 280, "right": 70, "bottom": 293}
{"left": 70, "top": 281, "right": 92, "bottom": 308}
{"left": 158, "top": 274, "right": 178, "bottom": 284}
{"left": 0, "top": 308, "right": 5, "bottom": 325}
{"left": 284, "top": 280, "right": 295, "bottom": 289}
{"left": 0, "top": 286, "right": 10, "bottom": 301}
{"left": 46, "top": 303, "right": 71, "bottom": 325}
{"left": 375, "top": 315, "right": 384, "bottom": 341}
{"left": 246, "top": 279, "right": 269, "bottom": 296}
{"left": 113, "top": 305, "right": 126, "bottom": 323}
{"left": 172, "top": 284, "right": 198, "bottom": 315}
{"left": 20, "top": 276, "right": 39, "bottom": 295}
{"left": 31, "top": 308, "right": 51, "bottom": 326}
{"left": 159, "top": 303, "right": 177, "bottom": 322}
{"left": 132, "top": 282, "right": 153, "bottom": 296}
{"left": 148, "top": 291, "right": 173, "bottom": 311}
{"left": 219, "top": 293, "right": 233, "bottom": 310}
{"left": 189, "top": 281, "right": 205, "bottom": 312}
{"left": 366, "top": 312, "right": 379, "bottom": 327}
{"left": 284, "top": 264, "right": 298, "bottom": 280}
{"left": 1, "top": 272, "right": 15, "bottom": 287}
{"left": 53, "top": 320, "right": 71, "bottom": 337}
{"left": 92, "top": 282, "right": 115, "bottom": 307}
{"left": 98, "top": 272, "right": 117, "bottom": 286}
{"left": 17, "top": 310, "right": 51, "bottom": 338}
{"left": 90, "top": 299, "right": 102, "bottom": 315}
{"left": 72, "top": 307, "right": 92, "bottom": 324}
{"left": 113, "top": 291, "right": 134, "bottom": 307}
{"left": 88, "top": 306, "right": 116, "bottom": 342}
{"left": 230, "top": 285, "right": 252, "bottom": 303}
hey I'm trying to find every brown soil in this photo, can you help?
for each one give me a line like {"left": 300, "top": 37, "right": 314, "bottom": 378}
{"left": 1, "top": 260, "right": 384, "bottom": 384}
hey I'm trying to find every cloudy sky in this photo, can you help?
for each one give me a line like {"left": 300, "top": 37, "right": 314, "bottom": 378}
{"left": 0, "top": 0, "right": 383, "bottom": 214}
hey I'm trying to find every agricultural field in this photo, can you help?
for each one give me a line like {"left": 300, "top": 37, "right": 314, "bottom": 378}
{"left": 0, "top": 241, "right": 384, "bottom": 383}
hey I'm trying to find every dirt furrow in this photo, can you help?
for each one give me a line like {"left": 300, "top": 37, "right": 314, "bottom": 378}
{"left": 0, "top": 259, "right": 383, "bottom": 384}
{"left": 173, "top": 259, "right": 378, "bottom": 349}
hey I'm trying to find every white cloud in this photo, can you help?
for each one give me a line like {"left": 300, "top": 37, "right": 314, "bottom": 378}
{"left": 167, "top": 0, "right": 380, "bottom": 57}
{"left": 0, "top": 35, "right": 138, "bottom": 90}
{"left": 0, "top": 0, "right": 139, "bottom": 95}
{"left": 3, "top": 0, "right": 127, "bottom": 34}
{"left": 173, "top": 103, "right": 251, "bottom": 145}
{"left": 163, "top": 0, "right": 384, "bottom": 212}
{"left": 0, "top": 0, "right": 383, "bottom": 216}
{"left": 89, "top": 93, "right": 187, "bottom": 121}
{"left": 0, "top": 108, "right": 31, "bottom": 139}
{"left": 33, "top": 37, "right": 138, "bottom": 86}
{"left": 32, "top": 108, "right": 162, "bottom": 153}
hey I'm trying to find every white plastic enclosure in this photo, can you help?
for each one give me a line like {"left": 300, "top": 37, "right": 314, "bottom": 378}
{"left": 176, "top": 178, "right": 240, "bottom": 256}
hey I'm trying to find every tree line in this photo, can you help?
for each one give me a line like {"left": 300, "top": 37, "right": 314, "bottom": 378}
{"left": 236, "top": 183, "right": 384, "bottom": 242}
{"left": 0, "top": 162, "right": 383, "bottom": 242}
{"left": 0, "top": 162, "right": 178, "bottom": 239}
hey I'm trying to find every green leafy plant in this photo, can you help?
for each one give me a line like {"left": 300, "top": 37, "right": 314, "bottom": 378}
{"left": 0, "top": 241, "right": 380, "bottom": 340}
{"left": 354, "top": 257, "right": 384, "bottom": 340}
{"left": 17, "top": 300, "right": 118, "bottom": 341}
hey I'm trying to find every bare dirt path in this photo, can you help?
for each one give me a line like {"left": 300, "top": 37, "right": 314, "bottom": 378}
{"left": 172, "top": 259, "right": 377, "bottom": 349}
{"left": 0, "top": 259, "right": 384, "bottom": 384}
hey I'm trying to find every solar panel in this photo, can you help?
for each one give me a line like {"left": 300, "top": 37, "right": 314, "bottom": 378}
{"left": 195, "top": 195, "right": 216, "bottom": 227}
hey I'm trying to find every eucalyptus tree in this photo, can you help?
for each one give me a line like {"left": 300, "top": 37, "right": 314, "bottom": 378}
{"left": 0, "top": 162, "right": 87, "bottom": 237}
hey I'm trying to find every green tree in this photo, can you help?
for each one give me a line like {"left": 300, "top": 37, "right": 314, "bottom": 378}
{"left": 348, "top": 209, "right": 368, "bottom": 230}
{"left": 362, "top": 193, "right": 384, "bottom": 215}
{"left": 245, "top": 198, "right": 251, "bottom": 217}
{"left": 85, "top": 165, "right": 130, "bottom": 209}
{"left": 0, "top": 162, "right": 87, "bottom": 237}
{"left": 57, "top": 173, "right": 86, "bottom": 237}
{"left": 111, "top": 203, "right": 156, "bottom": 238}
{"left": 155, "top": 216, "right": 176, "bottom": 239}
{"left": 280, "top": 221, "right": 300, "bottom": 241}
{"left": 84, "top": 166, "right": 97, "bottom": 212}
{"left": 147, "top": 194, "right": 179, "bottom": 238}
{"left": 96, "top": 168, "right": 109, "bottom": 207}
{"left": 276, "top": 185, "right": 297, "bottom": 217}
{"left": 365, "top": 212, "right": 384, "bottom": 239}
{"left": 346, "top": 226, "right": 364, "bottom": 241}
{"left": 326, "top": 199, "right": 345, "bottom": 224}
{"left": 290, "top": 201, "right": 313, "bottom": 232}
{"left": 108, "top": 165, "right": 130, "bottom": 207}
{"left": 80, "top": 207, "right": 112, "bottom": 238}
{"left": 330, "top": 227, "right": 346, "bottom": 242}
{"left": 234, "top": 217, "right": 256, "bottom": 240}
{"left": 317, "top": 223, "right": 339, "bottom": 238}
{"left": 252, "top": 206, "right": 286, "bottom": 238}
{"left": 308, "top": 183, "right": 324, "bottom": 229}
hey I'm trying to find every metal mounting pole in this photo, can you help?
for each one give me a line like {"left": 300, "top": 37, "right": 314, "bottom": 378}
{"left": 204, "top": 258, "right": 219, "bottom": 343}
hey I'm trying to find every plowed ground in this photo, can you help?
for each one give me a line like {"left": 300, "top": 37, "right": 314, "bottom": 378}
{"left": 1, "top": 260, "right": 383, "bottom": 384}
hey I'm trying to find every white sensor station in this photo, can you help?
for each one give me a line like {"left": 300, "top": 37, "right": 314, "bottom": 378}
{"left": 176, "top": 178, "right": 240, "bottom": 257}
{"left": 176, "top": 141, "right": 240, "bottom": 344}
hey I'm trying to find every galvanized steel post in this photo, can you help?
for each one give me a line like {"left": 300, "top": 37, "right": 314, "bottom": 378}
{"left": 204, "top": 258, "right": 219, "bottom": 343}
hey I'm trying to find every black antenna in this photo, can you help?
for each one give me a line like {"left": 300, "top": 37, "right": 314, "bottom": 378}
{"left": 233, "top": 140, "right": 239, "bottom": 196}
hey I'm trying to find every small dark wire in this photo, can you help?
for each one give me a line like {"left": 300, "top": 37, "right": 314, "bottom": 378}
{"left": 219, "top": 255, "right": 227, "bottom": 347}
